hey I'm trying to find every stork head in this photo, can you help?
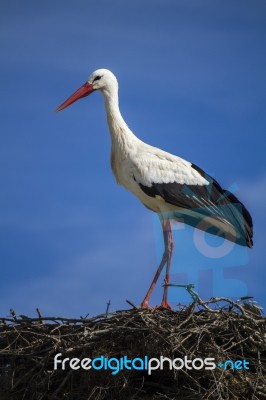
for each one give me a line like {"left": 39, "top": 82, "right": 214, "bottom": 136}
{"left": 88, "top": 69, "right": 118, "bottom": 91}
{"left": 56, "top": 68, "right": 118, "bottom": 112}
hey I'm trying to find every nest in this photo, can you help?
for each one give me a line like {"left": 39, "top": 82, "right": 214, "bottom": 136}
{"left": 0, "top": 298, "right": 265, "bottom": 400}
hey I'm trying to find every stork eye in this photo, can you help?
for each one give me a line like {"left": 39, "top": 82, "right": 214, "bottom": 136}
{"left": 93, "top": 75, "right": 102, "bottom": 82}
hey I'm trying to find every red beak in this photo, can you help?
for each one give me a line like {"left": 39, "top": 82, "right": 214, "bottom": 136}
{"left": 56, "top": 82, "right": 95, "bottom": 112}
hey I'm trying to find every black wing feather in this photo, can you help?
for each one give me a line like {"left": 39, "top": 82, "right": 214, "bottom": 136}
{"left": 137, "top": 163, "right": 253, "bottom": 248}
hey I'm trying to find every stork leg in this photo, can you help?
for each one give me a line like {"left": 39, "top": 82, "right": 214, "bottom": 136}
{"left": 161, "top": 219, "right": 174, "bottom": 309}
{"left": 141, "top": 219, "right": 174, "bottom": 309}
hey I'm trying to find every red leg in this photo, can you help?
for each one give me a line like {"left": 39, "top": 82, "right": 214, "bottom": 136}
{"left": 161, "top": 220, "right": 174, "bottom": 309}
{"left": 140, "top": 249, "right": 167, "bottom": 308}
{"left": 141, "top": 218, "right": 174, "bottom": 309}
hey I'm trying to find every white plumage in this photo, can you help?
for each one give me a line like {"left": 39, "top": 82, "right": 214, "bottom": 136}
{"left": 56, "top": 68, "right": 253, "bottom": 309}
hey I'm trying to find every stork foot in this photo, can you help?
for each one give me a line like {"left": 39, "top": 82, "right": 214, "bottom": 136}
{"left": 159, "top": 301, "right": 172, "bottom": 310}
{"left": 140, "top": 300, "right": 152, "bottom": 309}
{"left": 140, "top": 300, "right": 172, "bottom": 310}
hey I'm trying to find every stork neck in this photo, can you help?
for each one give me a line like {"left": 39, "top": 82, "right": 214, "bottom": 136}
{"left": 102, "top": 88, "right": 137, "bottom": 148}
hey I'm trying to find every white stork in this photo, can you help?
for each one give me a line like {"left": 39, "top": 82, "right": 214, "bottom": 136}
{"left": 56, "top": 69, "right": 253, "bottom": 309}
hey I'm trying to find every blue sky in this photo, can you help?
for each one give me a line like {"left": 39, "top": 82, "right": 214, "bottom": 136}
{"left": 1, "top": 1, "right": 266, "bottom": 317}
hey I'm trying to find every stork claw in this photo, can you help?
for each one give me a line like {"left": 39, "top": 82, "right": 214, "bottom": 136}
{"left": 140, "top": 300, "right": 152, "bottom": 309}
{"left": 159, "top": 301, "right": 172, "bottom": 310}
{"left": 140, "top": 301, "right": 172, "bottom": 310}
